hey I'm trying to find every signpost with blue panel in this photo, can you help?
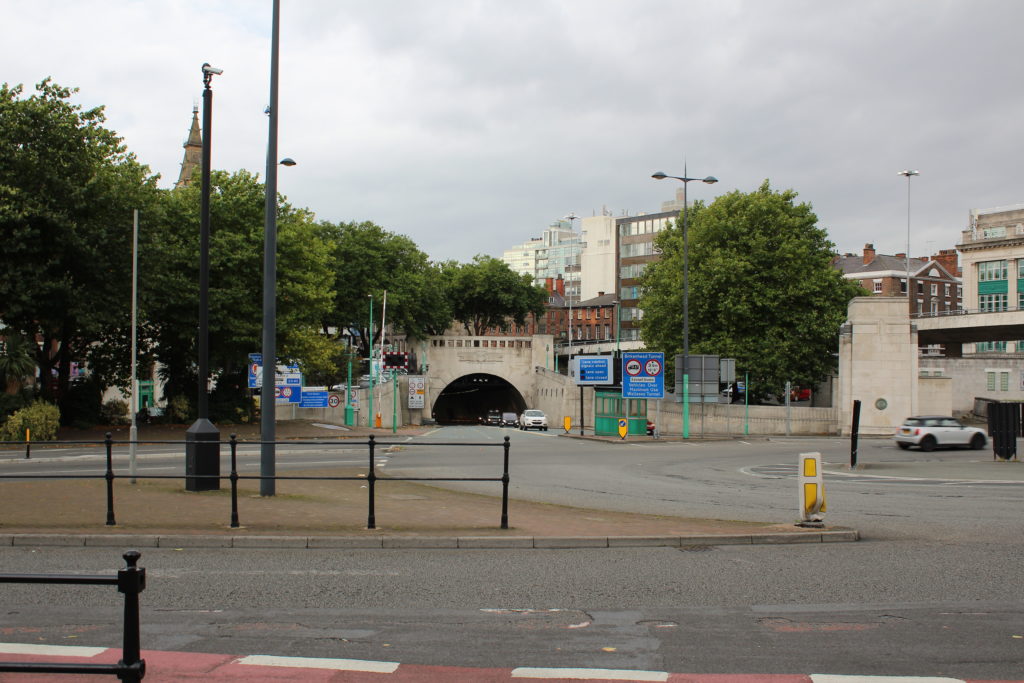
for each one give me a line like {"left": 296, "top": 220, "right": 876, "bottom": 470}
{"left": 622, "top": 352, "right": 665, "bottom": 399}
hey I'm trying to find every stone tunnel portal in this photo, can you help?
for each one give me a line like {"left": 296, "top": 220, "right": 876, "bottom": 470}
{"left": 431, "top": 373, "right": 527, "bottom": 424}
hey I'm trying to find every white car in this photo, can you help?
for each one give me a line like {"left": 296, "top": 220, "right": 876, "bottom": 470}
{"left": 518, "top": 409, "right": 549, "bottom": 431}
{"left": 893, "top": 415, "right": 987, "bottom": 451}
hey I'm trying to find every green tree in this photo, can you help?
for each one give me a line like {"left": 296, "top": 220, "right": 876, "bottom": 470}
{"left": 0, "top": 79, "right": 161, "bottom": 413}
{"left": 447, "top": 255, "right": 548, "bottom": 336}
{"left": 0, "top": 332, "right": 37, "bottom": 396}
{"left": 321, "top": 221, "right": 452, "bottom": 360}
{"left": 640, "top": 180, "right": 866, "bottom": 399}
{"left": 146, "top": 170, "right": 335, "bottom": 416}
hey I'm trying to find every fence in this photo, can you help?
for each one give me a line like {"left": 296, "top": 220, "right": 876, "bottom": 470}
{"left": 0, "top": 550, "right": 145, "bottom": 681}
{"left": 0, "top": 435, "right": 512, "bottom": 530}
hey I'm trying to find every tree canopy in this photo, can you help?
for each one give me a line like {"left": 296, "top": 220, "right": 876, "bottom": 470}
{"left": 0, "top": 79, "right": 161, "bottom": 409}
{"left": 446, "top": 255, "right": 548, "bottom": 336}
{"left": 640, "top": 180, "right": 866, "bottom": 398}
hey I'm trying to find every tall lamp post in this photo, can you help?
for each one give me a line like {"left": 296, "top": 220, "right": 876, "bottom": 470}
{"left": 898, "top": 169, "right": 920, "bottom": 419}
{"left": 652, "top": 167, "right": 717, "bottom": 438}
{"left": 184, "top": 62, "right": 224, "bottom": 493}
{"left": 898, "top": 170, "right": 920, "bottom": 297}
{"left": 564, "top": 213, "right": 579, "bottom": 366}
{"left": 260, "top": 0, "right": 285, "bottom": 496}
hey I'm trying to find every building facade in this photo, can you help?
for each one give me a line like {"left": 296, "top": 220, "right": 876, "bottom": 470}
{"left": 833, "top": 243, "right": 962, "bottom": 320}
{"left": 501, "top": 220, "right": 582, "bottom": 303}
{"left": 957, "top": 204, "right": 1024, "bottom": 353}
{"left": 616, "top": 210, "right": 677, "bottom": 342}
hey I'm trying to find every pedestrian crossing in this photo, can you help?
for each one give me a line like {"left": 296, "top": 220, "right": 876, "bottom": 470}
{"left": 0, "top": 643, "right": 1015, "bottom": 682}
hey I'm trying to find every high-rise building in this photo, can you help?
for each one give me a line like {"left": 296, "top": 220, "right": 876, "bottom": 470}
{"left": 501, "top": 220, "right": 582, "bottom": 302}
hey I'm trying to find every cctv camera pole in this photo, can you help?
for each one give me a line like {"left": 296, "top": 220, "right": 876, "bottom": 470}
{"left": 185, "top": 63, "right": 222, "bottom": 492}
{"left": 260, "top": 0, "right": 282, "bottom": 496}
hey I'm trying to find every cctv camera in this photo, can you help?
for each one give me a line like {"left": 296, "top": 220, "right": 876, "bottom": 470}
{"left": 202, "top": 63, "right": 224, "bottom": 76}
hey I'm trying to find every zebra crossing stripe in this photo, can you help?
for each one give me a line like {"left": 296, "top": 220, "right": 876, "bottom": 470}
{"left": 236, "top": 654, "right": 400, "bottom": 673}
{"left": 511, "top": 667, "right": 669, "bottom": 681}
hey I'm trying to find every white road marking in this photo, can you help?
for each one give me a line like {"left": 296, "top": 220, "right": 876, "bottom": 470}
{"left": 237, "top": 654, "right": 400, "bottom": 673}
{"left": 0, "top": 642, "right": 108, "bottom": 657}
{"left": 512, "top": 667, "right": 668, "bottom": 681}
{"left": 811, "top": 677, "right": 964, "bottom": 683}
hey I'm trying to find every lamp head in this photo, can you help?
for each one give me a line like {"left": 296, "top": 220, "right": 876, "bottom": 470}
{"left": 702, "top": 176, "right": 718, "bottom": 184}
{"left": 201, "top": 63, "right": 224, "bottom": 76}
{"left": 279, "top": 158, "right": 297, "bottom": 166}
{"left": 898, "top": 169, "right": 920, "bottom": 177}
{"left": 651, "top": 171, "right": 668, "bottom": 180}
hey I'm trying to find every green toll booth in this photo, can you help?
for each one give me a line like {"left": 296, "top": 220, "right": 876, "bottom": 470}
{"left": 594, "top": 391, "right": 647, "bottom": 436}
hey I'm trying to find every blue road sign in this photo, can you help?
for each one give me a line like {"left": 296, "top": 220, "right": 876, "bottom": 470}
{"left": 622, "top": 351, "right": 665, "bottom": 399}
{"left": 573, "top": 356, "right": 612, "bottom": 385}
{"left": 299, "top": 390, "right": 329, "bottom": 408}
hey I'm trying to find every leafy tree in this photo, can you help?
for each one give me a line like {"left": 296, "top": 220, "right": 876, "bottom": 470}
{"left": 0, "top": 79, "right": 161, "bottom": 415}
{"left": 0, "top": 332, "right": 37, "bottom": 396}
{"left": 447, "top": 255, "right": 548, "bottom": 336}
{"left": 145, "top": 170, "right": 335, "bottom": 417}
{"left": 321, "top": 221, "right": 452, "bottom": 360}
{"left": 640, "top": 180, "right": 866, "bottom": 399}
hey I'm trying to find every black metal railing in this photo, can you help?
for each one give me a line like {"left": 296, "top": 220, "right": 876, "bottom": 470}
{"left": 0, "top": 551, "right": 145, "bottom": 681}
{"left": 1, "top": 435, "right": 512, "bottom": 530}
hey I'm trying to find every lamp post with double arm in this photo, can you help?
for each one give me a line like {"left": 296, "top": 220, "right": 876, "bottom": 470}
{"left": 651, "top": 167, "right": 717, "bottom": 438}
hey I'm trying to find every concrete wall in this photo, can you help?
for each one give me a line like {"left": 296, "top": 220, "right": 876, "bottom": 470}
{"left": 920, "top": 355, "right": 1024, "bottom": 415}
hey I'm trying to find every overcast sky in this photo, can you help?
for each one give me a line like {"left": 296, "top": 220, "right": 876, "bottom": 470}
{"left": 5, "top": 1, "right": 1023, "bottom": 264}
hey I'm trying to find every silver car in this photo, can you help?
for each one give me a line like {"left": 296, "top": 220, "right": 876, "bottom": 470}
{"left": 519, "top": 409, "right": 548, "bottom": 431}
{"left": 893, "top": 415, "right": 987, "bottom": 451}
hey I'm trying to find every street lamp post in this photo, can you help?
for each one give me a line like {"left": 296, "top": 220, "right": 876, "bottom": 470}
{"left": 564, "top": 213, "right": 580, "bottom": 366}
{"left": 184, "top": 62, "right": 224, "bottom": 493}
{"left": 898, "top": 170, "right": 920, "bottom": 297}
{"left": 259, "top": 0, "right": 284, "bottom": 496}
{"left": 652, "top": 167, "right": 718, "bottom": 439}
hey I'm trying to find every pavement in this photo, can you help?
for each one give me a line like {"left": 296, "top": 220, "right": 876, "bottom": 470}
{"left": 3, "top": 417, "right": 958, "bottom": 550}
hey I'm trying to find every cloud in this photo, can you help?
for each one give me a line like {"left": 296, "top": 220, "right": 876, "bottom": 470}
{"left": 4, "top": 0, "right": 1023, "bottom": 264}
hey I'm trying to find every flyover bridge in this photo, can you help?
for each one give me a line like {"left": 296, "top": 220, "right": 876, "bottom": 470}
{"left": 914, "top": 308, "right": 1024, "bottom": 350}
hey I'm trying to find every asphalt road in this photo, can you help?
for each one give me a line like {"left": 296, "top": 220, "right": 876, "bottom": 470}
{"left": 2, "top": 428, "right": 1023, "bottom": 678}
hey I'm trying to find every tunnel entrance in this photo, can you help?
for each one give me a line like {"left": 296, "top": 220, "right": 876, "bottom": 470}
{"left": 432, "top": 373, "right": 527, "bottom": 425}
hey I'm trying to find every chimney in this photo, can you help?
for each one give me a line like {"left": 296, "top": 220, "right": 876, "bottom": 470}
{"left": 597, "top": 291, "right": 604, "bottom": 297}
{"left": 933, "top": 249, "right": 960, "bottom": 276}
{"left": 863, "top": 243, "right": 875, "bottom": 264}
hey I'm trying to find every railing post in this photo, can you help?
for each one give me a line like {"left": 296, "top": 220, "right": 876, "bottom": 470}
{"left": 501, "top": 436, "right": 510, "bottom": 529}
{"left": 366, "top": 435, "right": 376, "bottom": 529}
{"left": 105, "top": 432, "right": 116, "bottom": 526}
{"left": 229, "top": 434, "right": 240, "bottom": 528}
{"left": 24, "top": 428, "right": 30, "bottom": 459}
{"left": 116, "top": 550, "right": 146, "bottom": 683}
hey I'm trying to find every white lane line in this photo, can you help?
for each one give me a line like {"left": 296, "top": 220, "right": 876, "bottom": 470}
{"left": 511, "top": 667, "right": 668, "bottom": 681}
{"left": 811, "top": 677, "right": 964, "bottom": 683}
{"left": 0, "top": 642, "right": 108, "bottom": 657}
{"left": 236, "top": 654, "right": 400, "bottom": 673}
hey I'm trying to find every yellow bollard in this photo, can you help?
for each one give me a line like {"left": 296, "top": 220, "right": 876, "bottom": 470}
{"left": 798, "top": 451, "right": 826, "bottom": 526}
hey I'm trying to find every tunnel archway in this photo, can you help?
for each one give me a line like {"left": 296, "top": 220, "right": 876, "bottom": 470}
{"left": 431, "top": 373, "right": 527, "bottom": 424}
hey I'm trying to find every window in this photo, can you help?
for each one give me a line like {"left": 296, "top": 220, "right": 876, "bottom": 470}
{"left": 979, "top": 294, "right": 1009, "bottom": 312}
{"left": 987, "top": 372, "right": 996, "bottom": 391}
{"left": 900, "top": 278, "right": 907, "bottom": 293}
{"left": 916, "top": 282, "right": 924, "bottom": 294}
{"left": 978, "top": 260, "right": 1008, "bottom": 281}
{"left": 872, "top": 279, "right": 882, "bottom": 293}
{"left": 1001, "top": 372, "right": 1010, "bottom": 391}
{"left": 944, "top": 284, "right": 951, "bottom": 298}
{"left": 930, "top": 283, "right": 938, "bottom": 296}
{"left": 957, "top": 285, "right": 963, "bottom": 299}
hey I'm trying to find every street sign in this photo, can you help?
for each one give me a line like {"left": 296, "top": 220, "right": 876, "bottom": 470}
{"left": 300, "top": 390, "right": 329, "bottom": 408}
{"left": 571, "top": 356, "right": 613, "bottom": 385}
{"left": 622, "top": 351, "right": 665, "bottom": 399}
{"left": 617, "top": 418, "right": 628, "bottom": 440}
{"left": 407, "top": 376, "right": 425, "bottom": 409}
{"left": 275, "top": 385, "right": 301, "bottom": 404}
{"left": 328, "top": 394, "right": 342, "bottom": 408}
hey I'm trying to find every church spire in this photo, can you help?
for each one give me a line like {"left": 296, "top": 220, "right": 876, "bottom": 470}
{"left": 175, "top": 105, "right": 203, "bottom": 188}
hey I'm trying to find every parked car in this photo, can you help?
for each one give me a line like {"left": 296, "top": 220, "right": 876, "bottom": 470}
{"left": 790, "top": 387, "right": 812, "bottom": 402}
{"left": 501, "top": 411, "right": 519, "bottom": 427}
{"left": 721, "top": 382, "right": 745, "bottom": 403}
{"left": 519, "top": 409, "right": 549, "bottom": 431}
{"left": 893, "top": 415, "right": 987, "bottom": 451}
{"left": 484, "top": 409, "right": 502, "bottom": 426}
